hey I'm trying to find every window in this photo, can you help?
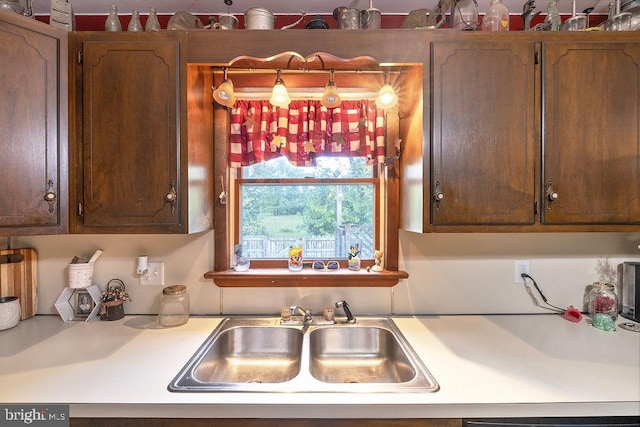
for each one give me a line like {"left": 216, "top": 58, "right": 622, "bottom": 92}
{"left": 209, "top": 66, "right": 408, "bottom": 286}
{"left": 237, "top": 155, "right": 380, "bottom": 266}
{"left": 228, "top": 98, "right": 386, "bottom": 268}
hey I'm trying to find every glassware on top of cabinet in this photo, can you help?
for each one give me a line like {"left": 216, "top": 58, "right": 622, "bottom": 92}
{"left": 145, "top": 7, "right": 161, "bottom": 31}
{"left": 450, "top": 0, "right": 479, "bottom": 30}
{"left": 105, "top": 4, "right": 122, "bottom": 31}
{"left": 482, "top": 0, "right": 509, "bottom": 31}
{"left": 128, "top": 9, "right": 143, "bottom": 32}
{"left": 545, "top": 0, "right": 562, "bottom": 30}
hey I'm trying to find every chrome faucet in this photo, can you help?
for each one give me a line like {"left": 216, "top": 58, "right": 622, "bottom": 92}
{"left": 334, "top": 300, "right": 356, "bottom": 324}
{"left": 289, "top": 305, "right": 313, "bottom": 323}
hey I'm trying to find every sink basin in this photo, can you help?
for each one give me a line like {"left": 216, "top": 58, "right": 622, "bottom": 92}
{"left": 193, "top": 326, "right": 303, "bottom": 384}
{"left": 169, "top": 318, "right": 304, "bottom": 391}
{"left": 309, "top": 326, "right": 415, "bottom": 383}
{"left": 168, "top": 317, "right": 439, "bottom": 393}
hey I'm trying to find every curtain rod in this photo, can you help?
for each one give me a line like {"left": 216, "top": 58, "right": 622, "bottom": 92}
{"left": 232, "top": 87, "right": 379, "bottom": 100}
{"left": 212, "top": 68, "right": 400, "bottom": 76}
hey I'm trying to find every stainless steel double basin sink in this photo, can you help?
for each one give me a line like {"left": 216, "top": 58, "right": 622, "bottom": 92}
{"left": 168, "top": 317, "right": 439, "bottom": 393}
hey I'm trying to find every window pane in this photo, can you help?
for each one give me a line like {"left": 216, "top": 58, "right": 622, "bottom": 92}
{"left": 240, "top": 183, "right": 375, "bottom": 260}
{"left": 243, "top": 156, "right": 373, "bottom": 179}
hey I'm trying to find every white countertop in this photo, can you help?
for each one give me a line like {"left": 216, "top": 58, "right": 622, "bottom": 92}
{"left": 0, "top": 314, "right": 638, "bottom": 419}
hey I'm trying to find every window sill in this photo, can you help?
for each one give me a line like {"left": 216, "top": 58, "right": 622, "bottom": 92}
{"left": 204, "top": 268, "right": 409, "bottom": 288}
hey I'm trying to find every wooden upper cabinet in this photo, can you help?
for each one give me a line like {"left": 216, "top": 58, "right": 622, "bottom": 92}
{"left": 542, "top": 41, "right": 640, "bottom": 226}
{"left": 0, "top": 13, "right": 68, "bottom": 236}
{"left": 81, "top": 39, "right": 179, "bottom": 229}
{"left": 430, "top": 40, "right": 537, "bottom": 227}
{"left": 71, "top": 32, "right": 213, "bottom": 233}
{"left": 401, "top": 33, "right": 640, "bottom": 233}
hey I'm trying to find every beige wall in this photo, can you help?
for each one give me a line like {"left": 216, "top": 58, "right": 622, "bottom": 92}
{"left": 3, "top": 231, "right": 639, "bottom": 317}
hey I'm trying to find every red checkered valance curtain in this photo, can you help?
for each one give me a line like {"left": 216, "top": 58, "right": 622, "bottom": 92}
{"left": 228, "top": 99, "right": 386, "bottom": 167}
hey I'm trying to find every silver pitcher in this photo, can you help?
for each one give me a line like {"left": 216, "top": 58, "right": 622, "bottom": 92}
{"left": 361, "top": 8, "right": 381, "bottom": 29}
{"left": 333, "top": 7, "right": 361, "bottom": 29}
{"left": 0, "top": 0, "right": 33, "bottom": 17}
{"left": 210, "top": 13, "right": 238, "bottom": 30}
{"left": 244, "top": 7, "right": 305, "bottom": 30}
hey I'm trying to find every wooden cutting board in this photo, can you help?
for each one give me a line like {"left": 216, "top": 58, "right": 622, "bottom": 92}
{"left": 0, "top": 248, "right": 38, "bottom": 319}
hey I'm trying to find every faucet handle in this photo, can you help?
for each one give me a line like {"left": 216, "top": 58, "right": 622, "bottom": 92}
{"left": 280, "top": 306, "right": 292, "bottom": 321}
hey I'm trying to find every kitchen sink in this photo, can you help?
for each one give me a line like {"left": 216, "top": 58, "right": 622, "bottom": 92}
{"left": 192, "top": 325, "right": 303, "bottom": 384}
{"left": 308, "top": 326, "right": 416, "bottom": 384}
{"left": 168, "top": 317, "right": 439, "bottom": 393}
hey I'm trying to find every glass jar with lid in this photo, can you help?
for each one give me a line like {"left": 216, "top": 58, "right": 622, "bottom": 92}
{"left": 587, "top": 282, "right": 618, "bottom": 320}
{"left": 158, "top": 284, "right": 189, "bottom": 327}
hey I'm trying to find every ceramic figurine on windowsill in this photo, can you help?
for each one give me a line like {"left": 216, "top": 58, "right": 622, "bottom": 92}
{"left": 348, "top": 243, "right": 361, "bottom": 271}
{"left": 372, "top": 250, "right": 384, "bottom": 272}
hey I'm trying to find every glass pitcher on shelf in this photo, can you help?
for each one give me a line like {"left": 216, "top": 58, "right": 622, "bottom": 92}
{"left": 450, "top": 0, "right": 478, "bottom": 30}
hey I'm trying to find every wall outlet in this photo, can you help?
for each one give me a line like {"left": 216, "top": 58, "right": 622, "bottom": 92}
{"left": 515, "top": 260, "right": 530, "bottom": 284}
{"left": 140, "top": 261, "right": 165, "bottom": 286}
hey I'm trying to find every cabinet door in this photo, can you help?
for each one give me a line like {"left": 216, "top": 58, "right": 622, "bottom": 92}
{"left": 0, "top": 15, "right": 67, "bottom": 235}
{"left": 543, "top": 42, "right": 640, "bottom": 225}
{"left": 81, "top": 40, "right": 180, "bottom": 230}
{"left": 431, "top": 41, "right": 537, "bottom": 226}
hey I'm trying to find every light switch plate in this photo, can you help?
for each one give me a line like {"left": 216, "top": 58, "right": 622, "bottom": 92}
{"left": 140, "top": 261, "right": 164, "bottom": 286}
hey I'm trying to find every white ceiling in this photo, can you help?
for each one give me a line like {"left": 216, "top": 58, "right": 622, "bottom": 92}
{"left": 29, "top": 0, "right": 612, "bottom": 18}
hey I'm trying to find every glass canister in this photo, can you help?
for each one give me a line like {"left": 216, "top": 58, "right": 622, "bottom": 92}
{"left": 158, "top": 285, "right": 189, "bottom": 327}
{"left": 587, "top": 282, "right": 618, "bottom": 320}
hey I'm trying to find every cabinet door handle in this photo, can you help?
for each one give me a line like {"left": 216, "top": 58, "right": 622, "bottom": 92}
{"left": 43, "top": 179, "right": 56, "bottom": 213}
{"left": 433, "top": 180, "right": 445, "bottom": 201}
{"left": 165, "top": 180, "right": 178, "bottom": 213}
{"left": 546, "top": 181, "right": 558, "bottom": 210}
{"left": 433, "top": 181, "right": 444, "bottom": 212}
